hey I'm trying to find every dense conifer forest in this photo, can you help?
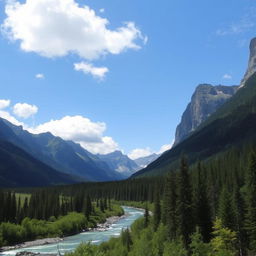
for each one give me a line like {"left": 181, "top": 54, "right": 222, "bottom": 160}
{"left": 1, "top": 144, "right": 256, "bottom": 255}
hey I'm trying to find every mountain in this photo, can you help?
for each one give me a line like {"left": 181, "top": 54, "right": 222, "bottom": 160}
{"left": 0, "top": 140, "right": 79, "bottom": 187}
{"left": 241, "top": 37, "right": 256, "bottom": 87}
{"left": 97, "top": 151, "right": 139, "bottom": 178}
{"left": 133, "top": 38, "right": 256, "bottom": 178}
{"left": 134, "top": 153, "right": 159, "bottom": 168}
{"left": 174, "top": 84, "right": 238, "bottom": 145}
{"left": 0, "top": 118, "right": 124, "bottom": 182}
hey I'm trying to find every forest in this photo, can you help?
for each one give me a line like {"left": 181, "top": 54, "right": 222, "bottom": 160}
{"left": 1, "top": 143, "right": 256, "bottom": 256}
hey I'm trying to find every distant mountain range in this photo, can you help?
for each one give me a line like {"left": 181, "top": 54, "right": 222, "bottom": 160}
{"left": 3, "top": 38, "right": 254, "bottom": 187}
{"left": 0, "top": 117, "right": 160, "bottom": 187}
{"left": 133, "top": 37, "right": 256, "bottom": 178}
{"left": 134, "top": 153, "right": 159, "bottom": 168}
{"left": 0, "top": 118, "right": 125, "bottom": 182}
{"left": 97, "top": 151, "right": 140, "bottom": 177}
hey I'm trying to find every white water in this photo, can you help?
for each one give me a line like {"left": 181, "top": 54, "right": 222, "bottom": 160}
{"left": 0, "top": 206, "right": 144, "bottom": 256}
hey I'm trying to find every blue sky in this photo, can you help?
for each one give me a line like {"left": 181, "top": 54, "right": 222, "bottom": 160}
{"left": 0, "top": 0, "right": 255, "bottom": 159}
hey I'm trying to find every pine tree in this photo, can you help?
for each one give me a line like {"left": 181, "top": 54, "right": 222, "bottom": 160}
{"left": 153, "top": 188, "right": 161, "bottom": 231}
{"left": 144, "top": 204, "right": 149, "bottom": 228}
{"left": 84, "top": 195, "right": 92, "bottom": 219}
{"left": 232, "top": 185, "right": 246, "bottom": 256}
{"left": 245, "top": 150, "right": 256, "bottom": 252}
{"left": 218, "top": 188, "right": 236, "bottom": 231}
{"left": 194, "top": 162, "right": 212, "bottom": 242}
{"left": 177, "top": 156, "right": 194, "bottom": 249}
{"left": 163, "top": 172, "right": 177, "bottom": 241}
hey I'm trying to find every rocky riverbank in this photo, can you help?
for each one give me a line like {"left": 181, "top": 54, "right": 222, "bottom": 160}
{"left": 0, "top": 213, "right": 128, "bottom": 255}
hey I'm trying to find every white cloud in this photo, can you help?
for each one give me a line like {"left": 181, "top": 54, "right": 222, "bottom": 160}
{"left": 0, "top": 110, "right": 24, "bottom": 126}
{"left": 222, "top": 74, "right": 232, "bottom": 80}
{"left": 35, "top": 73, "right": 44, "bottom": 79}
{"left": 157, "top": 143, "right": 173, "bottom": 154}
{"left": 13, "top": 103, "right": 38, "bottom": 118}
{"left": 129, "top": 142, "right": 173, "bottom": 160}
{"left": 74, "top": 62, "right": 108, "bottom": 79}
{"left": 0, "top": 99, "right": 10, "bottom": 109}
{"left": 1, "top": 0, "right": 145, "bottom": 61}
{"left": 128, "top": 148, "right": 153, "bottom": 160}
{"left": 99, "top": 8, "right": 105, "bottom": 13}
{"left": 30, "top": 115, "right": 119, "bottom": 154}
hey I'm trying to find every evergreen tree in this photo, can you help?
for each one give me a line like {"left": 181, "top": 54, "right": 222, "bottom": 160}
{"left": 144, "top": 204, "right": 149, "bottom": 228}
{"left": 84, "top": 195, "right": 92, "bottom": 219}
{"left": 153, "top": 188, "right": 161, "bottom": 231}
{"left": 163, "top": 172, "right": 177, "bottom": 241}
{"left": 232, "top": 186, "right": 246, "bottom": 256}
{"left": 245, "top": 150, "right": 256, "bottom": 252}
{"left": 194, "top": 163, "right": 212, "bottom": 242}
{"left": 218, "top": 188, "right": 236, "bottom": 231}
{"left": 177, "top": 156, "right": 194, "bottom": 249}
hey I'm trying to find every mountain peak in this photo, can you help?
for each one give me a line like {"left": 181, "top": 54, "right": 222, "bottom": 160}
{"left": 240, "top": 37, "right": 256, "bottom": 87}
{"left": 174, "top": 84, "right": 238, "bottom": 145}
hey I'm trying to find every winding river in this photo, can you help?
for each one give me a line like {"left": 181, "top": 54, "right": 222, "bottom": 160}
{"left": 0, "top": 206, "right": 144, "bottom": 256}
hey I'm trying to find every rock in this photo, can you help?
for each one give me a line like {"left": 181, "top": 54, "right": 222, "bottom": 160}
{"left": 16, "top": 252, "right": 56, "bottom": 256}
{"left": 240, "top": 37, "right": 256, "bottom": 87}
{"left": 174, "top": 84, "right": 238, "bottom": 145}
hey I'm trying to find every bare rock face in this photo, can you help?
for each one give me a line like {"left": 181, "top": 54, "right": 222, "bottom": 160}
{"left": 240, "top": 37, "right": 256, "bottom": 87}
{"left": 174, "top": 84, "right": 238, "bottom": 145}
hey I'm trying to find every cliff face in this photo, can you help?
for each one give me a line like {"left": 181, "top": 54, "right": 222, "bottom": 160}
{"left": 174, "top": 84, "right": 238, "bottom": 145}
{"left": 241, "top": 37, "right": 256, "bottom": 87}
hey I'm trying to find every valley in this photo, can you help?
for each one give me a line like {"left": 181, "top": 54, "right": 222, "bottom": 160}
{"left": 1, "top": 3, "right": 256, "bottom": 255}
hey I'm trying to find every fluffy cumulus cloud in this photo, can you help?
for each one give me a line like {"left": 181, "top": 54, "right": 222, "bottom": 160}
{"left": 0, "top": 99, "right": 11, "bottom": 109}
{"left": 30, "top": 115, "right": 119, "bottom": 154}
{"left": 128, "top": 147, "right": 153, "bottom": 160}
{"left": 1, "top": 0, "right": 145, "bottom": 61}
{"left": 13, "top": 103, "right": 38, "bottom": 118}
{"left": 74, "top": 62, "right": 108, "bottom": 79}
{"left": 129, "top": 143, "right": 173, "bottom": 160}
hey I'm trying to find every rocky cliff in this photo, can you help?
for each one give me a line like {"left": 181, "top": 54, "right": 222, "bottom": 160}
{"left": 174, "top": 84, "right": 238, "bottom": 145}
{"left": 241, "top": 37, "right": 256, "bottom": 87}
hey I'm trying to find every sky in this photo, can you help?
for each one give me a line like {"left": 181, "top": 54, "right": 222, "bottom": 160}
{"left": 0, "top": 0, "right": 255, "bottom": 159}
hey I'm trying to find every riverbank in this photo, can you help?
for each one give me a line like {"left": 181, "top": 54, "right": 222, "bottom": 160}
{"left": 0, "top": 213, "right": 128, "bottom": 254}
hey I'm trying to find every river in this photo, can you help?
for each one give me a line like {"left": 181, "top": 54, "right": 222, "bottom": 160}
{"left": 0, "top": 206, "right": 144, "bottom": 256}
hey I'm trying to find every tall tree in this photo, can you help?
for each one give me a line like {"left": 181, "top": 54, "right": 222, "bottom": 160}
{"left": 245, "top": 150, "right": 256, "bottom": 252}
{"left": 232, "top": 185, "right": 247, "bottom": 256}
{"left": 177, "top": 156, "right": 194, "bottom": 249}
{"left": 144, "top": 204, "right": 149, "bottom": 228}
{"left": 163, "top": 172, "right": 178, "bottom": 241}
{"left": 218, "top": 188, "right": 236, "bottom": 231}
{"left": 153, "top": 187, "right": 161, "bottom": 231}
{"left": 194, "top": 162, "right": 212, "bottom": 242}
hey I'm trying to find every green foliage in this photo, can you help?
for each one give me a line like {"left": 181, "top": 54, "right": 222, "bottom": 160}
{"left": 177, "top": 156, "right": 194, "bottom": 249}
{"left": 153, "top": 189, "right": 161, "bottom": 231}
{"left": 66, "top": 243, "right": 104, "bottom": 256}
{"left": 190, "top": 228, "right": 210, "bottom": 256}
{"left": 209, "top": 218, "right": 236, "bottom": 256}
{"left": 130, "top": 227, "right": 153, "bottom": 256}
{"left": 162, "top": 172, "right": 177, "bottom": 241}
{"left": 193, "top": 163, "right": 212, "bottom": 242}
{"left": 245, "top": 150, "right": 256, "bottom": 252}
{"left": 152, "top": 224, "right": 167, "bottom": 256}
{"left": 162, "top": 240, "right": 187, "bottom": 256}
{"left": 218, "top": 188, "right": 236, "bottom": 230}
